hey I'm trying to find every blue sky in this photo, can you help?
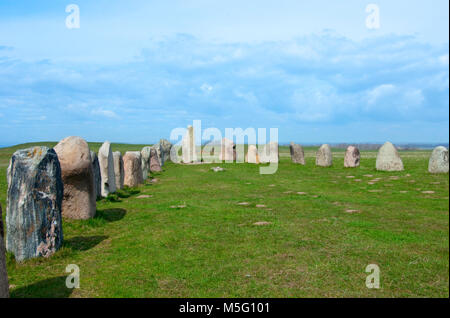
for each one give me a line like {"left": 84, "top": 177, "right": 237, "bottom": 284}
{"left": 0, "top": 0, "right": 448, "bottom": 145}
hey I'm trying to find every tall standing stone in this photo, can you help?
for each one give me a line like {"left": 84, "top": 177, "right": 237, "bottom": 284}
{"left": 150, "top": 147, "right": 162, "bottom": 172}
{"left": 123, "top": 151, "right": 144, "bottom": 187}
{"left": 220, "top": 138, "right": 236, "bottom": 162}
{"left": 182, "top": 125, "right": 197, "bottom": 163}
{"left": 153, "top": 143, "right": 163, "bottom": 167}
{"left": 344, "top": 146, "right": 361, "bottom": 168}
{"left": 98, "top": 141, "right": 116, "bottom": 197}
{"left": 141, "top": 146, "right": 151, "bottom": 180}
{"left": 0, "top": 203, "right": 9, "bottom": 298}
{"left": 157, "top": 139, "right": 173, "bottom": 166}
{"left": 259, "top": 142, "right": 279, "bottom": 163}
{"left": 289, "top": 142, "right": 305, "bottom": 165}
{"left": 6, "top": 147, "right": 64, "bottom": 262}
{"left": 54, "top": 136, "right": 96, "bottom": 219}
{"left": 316, "top": 144, "right": 332, "bottom": 167}
{"left": 113, "top": 151, "right": 124, "bottom": 189}
{"left": 90, "top": 150, "right": 101, "bottom": 199}
{"left": 245, "top": 145, "right": 260, "bottom": 164}
{"left": 428, "top": 146, "right": 449, "bottom": 174}
{"left": 376, "top": 142, "right": 404, "bottom": 171}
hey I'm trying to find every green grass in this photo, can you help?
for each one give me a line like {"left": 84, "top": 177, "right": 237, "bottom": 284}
{"left": 1, "top": 143, "right": 448, "bottom": 297}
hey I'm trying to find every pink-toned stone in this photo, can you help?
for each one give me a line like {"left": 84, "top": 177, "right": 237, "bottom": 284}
{"left": 123, "top": 151, "right": 144, "bottom": 187}
{"left": 54, "top": 136, "right": 96, "bottom": 219}
{"left": 220, "top": 138, "right": 236, "bottom": 162}
{"left": 245, "top": 145, "right": 260, "bottom": 164}
{"left": 150, "top": 147, "right": 162, "bottom": 172}
{"left": 344, "top": 146, "right": 360, "bottom": 168}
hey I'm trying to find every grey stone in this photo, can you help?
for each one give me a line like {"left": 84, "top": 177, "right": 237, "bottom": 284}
{"left": 141, "top": 146, "right": 151, "bottom": 180}
{"left": 182, "top": 125, "right": 197, "bottom": 163}
{"left": 316, "top": 144, "right": 332, "bottom": 167}
{"left": 259, "top": 142, "right": 279, "bottom": 163}
{"left": 344, "top": 146, "right": 360, "bottom": 168}
{"left": 113, "top": 151, "right": 124, "bottom": 189}
{"left": 6, "top": 147, "right": 63, "bottom": 262}
{"left": 0, "top": 203, "right": 9, "bottom": 298}
{"left": 98, "top": 141, "right": 116, "bottom": 197}
{"left": 376, "top": 142, "right": 404, "bottom": 171}
{"left": 158, "top": 139, "right": 173, "bottom": 166}
{"left": 428, "top": 146, "right": 449, "bottom": 173}
{"left": 90, "top": 151, "right": 101, "bottom": 199}
{"left": 289, "top": 142, "right": 305, "bottom": 165}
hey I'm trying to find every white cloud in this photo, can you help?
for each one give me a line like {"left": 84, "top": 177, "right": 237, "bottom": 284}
{"left": 367, "top": 84, "right": 396, "bottom": 105}
{"left": 439, "top": 54, "right": 449, "bottom": 66}
{"left": 200, "top": 83, "right": 213, "bottom": 93}
{"left": 91, "top": 108, "right": 119, "bottom": 119}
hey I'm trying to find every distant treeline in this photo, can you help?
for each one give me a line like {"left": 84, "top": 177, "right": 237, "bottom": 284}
{"left": 280, "top": 143, "right": 449, "bottom": 150}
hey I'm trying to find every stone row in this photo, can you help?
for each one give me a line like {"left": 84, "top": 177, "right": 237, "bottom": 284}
{"left": 2, "top": 137, "right": 172, "bottom": 267}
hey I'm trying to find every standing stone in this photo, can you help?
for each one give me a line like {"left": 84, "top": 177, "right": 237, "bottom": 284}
{"left": 90, "top": 151, "right": 101, "bottom": 199}
{"left": 289, "top": 142, "right": 305, "bottom": 165}
{"left": 153, "top": 143, "right": 163, "bottom": 167}
{"left": 182, "top": 125, "right": 197, "bottom": 163}
{"left": 0, "top": 203, "right": 9, "bottom": 298}
{"left": 98, "top": 141, "right": 116, "bottom": 197}
{"left": 54, "top": 136, "right": 96, "bottom": 219}
{"left": 150, "top": 147, "right": 162, "bottom": 172}
{"left": 259, "top": 142, "right": 279, "bottom": 163}
{"left": 245, "top": 145, "right": 260, "bottom": 164}
{"left": 123, "top": 151, "right": 144, "bottom": 187}
{"left": 0, "top": 203, "right": 4, "bottom": 245}
{"left": 141, "top": 146, "right": 151, "bottom": 180}
{"left": 220, "top": 138, "right": 236, "bottom": 162}
{"left": 316, "top": 144, "right": 332, "bottom": 167}
{"left": 157, "top": 139, "right": 173, "bottom": 166}
{"left": 113, "top": 151, "right": 124, "bottom": 189}
{"left": 344, "top": 146, "right": 361, "bottom": 168}
{"left": 6, "top": 147, "right": 64, "bottom": 262}
{"left": 428, "top": 146, "right": 449, "bottom": 173}
{"left": 376, "top": 142, "right": 404, "bottom": 171}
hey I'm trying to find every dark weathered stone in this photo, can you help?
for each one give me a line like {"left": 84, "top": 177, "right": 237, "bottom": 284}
{"left": 6, "top": 147, "right": 64, "bottom": 262}
{"left": 141, "top": 147, "right": 151, "bottom": 180}
{"left": 290, "top": 142, "right": 305, "bottom": 165}
{"left": 155, "top": 139, "right": 172, "bottom": 166}
{"left": 0, "top": 203, "right": 9, "bottom": 298}
{"left": 90, "top": 151, "right": 101, "bottom": 199}
{"left": 113, "top": 151, "right": 124, "bottom": 189}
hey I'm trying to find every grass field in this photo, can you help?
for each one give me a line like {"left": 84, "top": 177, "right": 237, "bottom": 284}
{"left": 0, "top": 142, "right": 448, "bottom": 297}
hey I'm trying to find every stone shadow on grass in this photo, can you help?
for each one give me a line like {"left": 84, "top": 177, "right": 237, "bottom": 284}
{"left": 65, "top": 235, "right": 109, "bottom": 251}
{"left": 10, "top": 276, "right": 73, "bottom": 298}
{"left": 95, "top": 208, "right": 126, "bottom": 222}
